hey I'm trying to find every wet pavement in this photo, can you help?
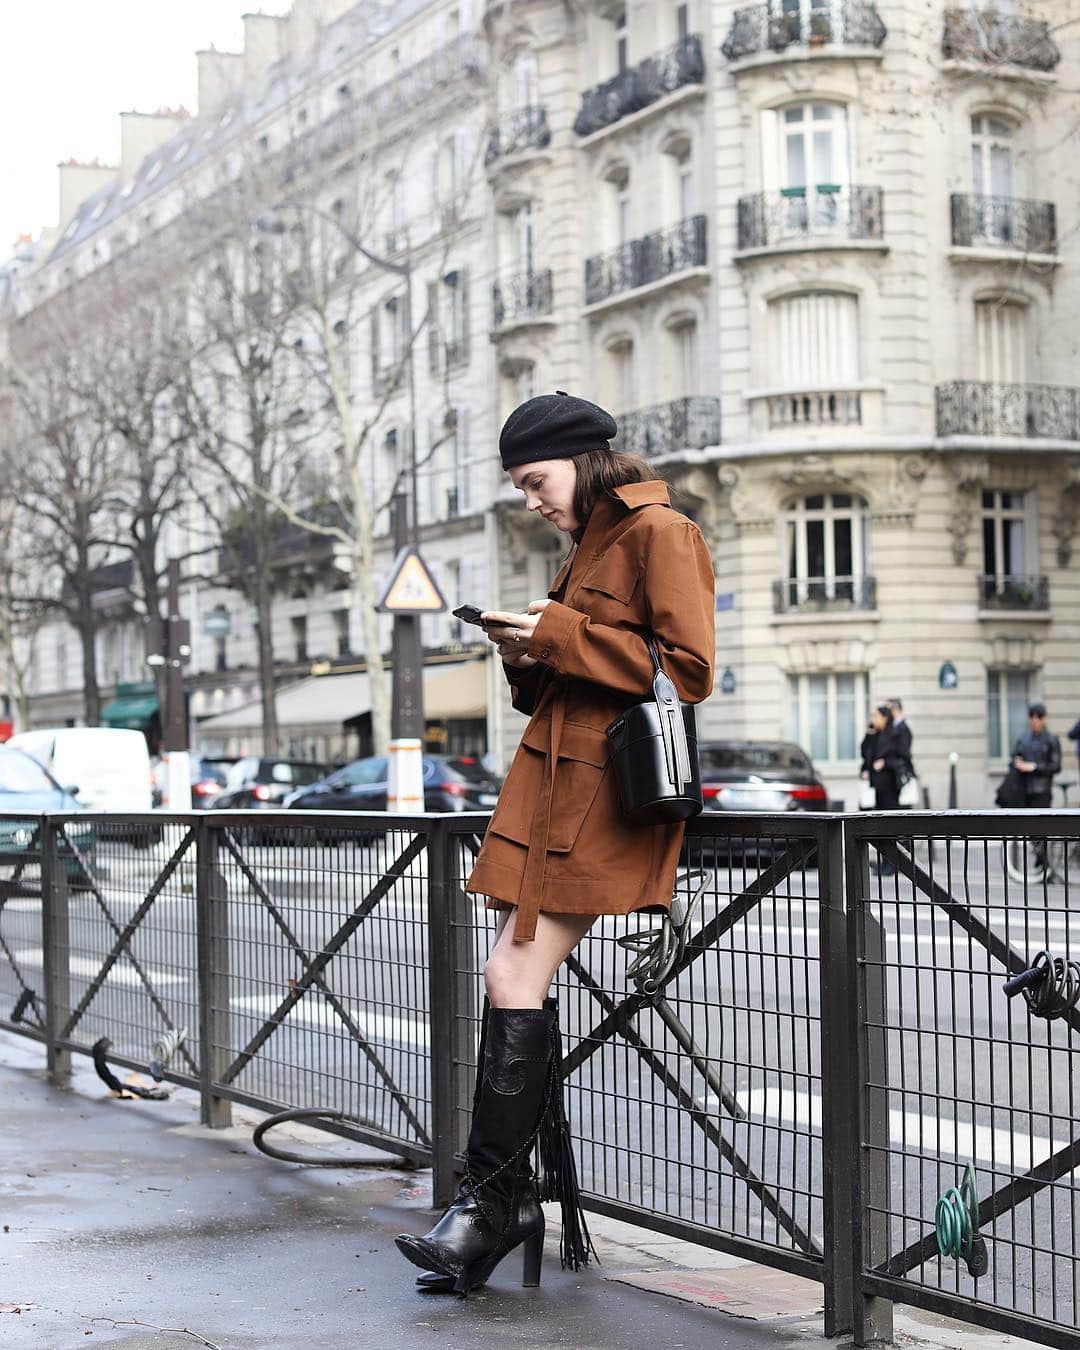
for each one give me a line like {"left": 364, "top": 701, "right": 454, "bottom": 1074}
{"left": 0, "top": 1033, "right": 1035, "bottom": 1350}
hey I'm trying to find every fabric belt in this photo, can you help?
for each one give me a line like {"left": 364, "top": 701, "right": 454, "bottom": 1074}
{"left": 514, "top": 682, "right": 564, "bottom": 943}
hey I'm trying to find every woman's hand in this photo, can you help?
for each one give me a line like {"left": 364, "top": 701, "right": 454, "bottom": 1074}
{"left": 872, "top": 758, "right": 885, "bottom": 772}
{"left": 482, "top": 600, "right": 551, "bottom": 669}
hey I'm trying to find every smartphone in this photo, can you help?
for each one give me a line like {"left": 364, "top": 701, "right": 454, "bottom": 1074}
{"left": 452, "top": 604, "right": 488, "bottom": 627}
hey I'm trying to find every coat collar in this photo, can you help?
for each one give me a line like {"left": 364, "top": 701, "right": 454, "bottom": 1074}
{"left": 611, "top": 480, "right": 670, "bottom": 510}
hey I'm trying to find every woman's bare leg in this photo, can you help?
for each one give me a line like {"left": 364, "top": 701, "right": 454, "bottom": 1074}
{"left": 484, "top": 908, "right": 596, "bottom": 1008}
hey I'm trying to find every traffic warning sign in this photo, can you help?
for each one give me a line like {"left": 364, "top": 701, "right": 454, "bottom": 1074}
{"left": 377, "top": 547, "right": 447, "bottom": 614}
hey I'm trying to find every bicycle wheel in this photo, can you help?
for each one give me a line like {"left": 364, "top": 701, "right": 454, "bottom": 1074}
{"left": 1005, "top": 837, "right": 1048, "bottom": 885}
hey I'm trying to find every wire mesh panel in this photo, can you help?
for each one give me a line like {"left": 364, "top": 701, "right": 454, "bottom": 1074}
{"left": 847, "top": 813, "right": 1080, "bottom": 1347}
{"left": 206, "top": 813, "right": 435, "bottom": 1163}
{"left": 55, "top": 816, "right": 201, "bottom": 1084}
{"left": 0, "top": 814, "right": 50, "bottom": 1039}
{"left": 451, "top": 814, "right": 832, "bottom": 1280}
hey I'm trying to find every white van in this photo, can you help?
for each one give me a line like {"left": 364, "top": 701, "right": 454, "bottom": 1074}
{"left": 7, "top": 728, "right": 153, "bottom": 813}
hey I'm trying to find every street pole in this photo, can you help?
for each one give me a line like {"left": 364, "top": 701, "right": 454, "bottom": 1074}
{"left": 948, "top": 751, "right": 959, "bottom": 811}
{"left": 163, "top": 559, "right": 192, "bottom": 811}
{"left": 388, "top": 492, "right": 425, "bottom": 813}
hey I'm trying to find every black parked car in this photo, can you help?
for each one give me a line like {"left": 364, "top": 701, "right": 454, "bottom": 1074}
{"left": 213, "top": 756, "right": 328, "bottom": 809}
{"left": 684, "top": 740, "right": 828, "bottom": 865}
{"left": 285, "top": 754, "right": 501, "bottom": 835}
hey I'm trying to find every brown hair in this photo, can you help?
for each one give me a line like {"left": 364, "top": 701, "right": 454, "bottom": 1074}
{"left": 571, "top": 448, "right": 656, "bottom": 536}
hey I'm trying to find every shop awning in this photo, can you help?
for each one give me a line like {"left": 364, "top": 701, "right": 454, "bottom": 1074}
{"left": 196, "top": 660, "right": 486, "bottom": 738}
{"left": 101, "top": 682, "right": 158, "bottom": 730}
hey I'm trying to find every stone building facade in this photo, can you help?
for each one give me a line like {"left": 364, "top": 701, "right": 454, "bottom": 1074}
{"left": 3, "top": 0, "right": 1079, "bottom": 807}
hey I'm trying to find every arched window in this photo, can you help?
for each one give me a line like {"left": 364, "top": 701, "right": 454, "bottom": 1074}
{"left": 971, "top": 113, "right": 1015, "bottom": 200}
{"left": 767, "top": 291, "right": 860, "bottom": 424}
{"left": 511, "top": 50, "right": 538, "bottom": 108}
{"left": 761, "top": 101, "right": 850, "bottom": 236}
{"left": 782, "top": 492, "right": 870, "bottom": 607}
{"left": 602, "top": 336, "right": 635, "bottom": 413}
{"left": 664, "top": 315, "right": 698, "bottom": 399}
{"left": 662, "top": 132, "right": 695, "bottom": 223}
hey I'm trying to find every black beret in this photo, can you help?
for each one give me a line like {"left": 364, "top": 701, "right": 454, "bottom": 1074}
{"left": 499, "top": 390, "right": 618, "bottom": 470}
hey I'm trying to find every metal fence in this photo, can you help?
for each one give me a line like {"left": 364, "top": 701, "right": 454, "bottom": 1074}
{"left": 0, "top": 807, "right": 1076, "bottom": 1348}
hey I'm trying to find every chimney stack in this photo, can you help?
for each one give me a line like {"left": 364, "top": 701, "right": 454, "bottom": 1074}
{"left": 242, "top": 12, "right": 287, "bottom": 91}
{"left": 120, "top": 110, "right": 189, "bottom": 184}
{"left": 196, "top": 48, "right": 243, "bottom": 118}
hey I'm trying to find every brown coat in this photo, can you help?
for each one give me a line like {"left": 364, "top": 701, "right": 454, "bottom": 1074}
{"left": 466, "top": 481, "right": 716, "bottom": 941}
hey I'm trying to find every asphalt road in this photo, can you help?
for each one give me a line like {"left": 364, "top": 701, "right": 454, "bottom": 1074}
{"left": 0, "top": 824, "right": 1077, "bottom": 1332}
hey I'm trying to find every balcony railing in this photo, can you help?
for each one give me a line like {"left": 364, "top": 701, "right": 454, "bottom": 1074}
{"left": 942, "top": 9, "right": 1061, "bottom": 72}
{"left": 492, "top": 269, "right": 553, "bottom": 328}
{"left": 950, "top": 194, "right": 1056, "bottom": 252}
{"left": 773, "top": 575, "right": 878, "bottom": 613}
{"left": 365, "top": 34, "right": 485, "bottom": 126}
{"left": 485, "top": 106, "right": 550, "bottom": 166}
{"left": 977, "top": 574, "right": 1049, "bottom": 611}
{"left": 614, "top": 397, "right": 722, "bottom": 458}
{"left": 585, "top": 215, "right": 706, "bottom": 306}
{"left": 573, "top": 34, "right": 705, "bottom": 137}
{"left": 721, "top": 2, "right": 886, "bottom": 61}
{"left": 768, "top": 389, "right": 862, "bottom": 428}
{"left": 936, "top": 382, "right": 1080, "bottom": 440}
{"left": 738, "top": 186, "right": 883, "bottom": 250}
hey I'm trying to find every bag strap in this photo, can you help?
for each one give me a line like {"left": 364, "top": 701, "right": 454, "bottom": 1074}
{"left": 644, "top": 636, "right": 694, "bottom": 793}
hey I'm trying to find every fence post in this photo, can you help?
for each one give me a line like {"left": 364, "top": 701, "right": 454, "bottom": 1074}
{"left": 846, "top": 821, "right": 894, "bottom": 1346}
{"left": 426, "top": 820, "right": 477, "bottom": 1208}
{"left": 819, "top": 817, "right": 854, "bottom": 1336}
{"left": 196, "top": 819, "right": 232, "bottom": 1128}
{"left": 41, "top": 816, "right": 71, "bottom": 1084}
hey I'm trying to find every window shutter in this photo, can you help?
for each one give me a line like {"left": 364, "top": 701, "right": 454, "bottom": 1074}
{"left": 458, "top": 267, "right": 470, "bottom": 365}
{"left": 427, "top": 279, "right": 441, "bottom": 373}
{"left": 771, "top": 292, "right": 858, "bottom": 388}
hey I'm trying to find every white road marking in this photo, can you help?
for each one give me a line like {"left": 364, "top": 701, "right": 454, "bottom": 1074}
{"left": 8, "top": 948, "right": 187, "bottom": 988}
{"left": 230, "top": 994, "right": 429, "bottom": 1047}
{"left": 724, "top": 1088, "right": 1062, "bottom": 1171}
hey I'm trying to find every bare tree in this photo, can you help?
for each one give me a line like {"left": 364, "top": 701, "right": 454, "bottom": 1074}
{"left": 174, "top": 183, "right": 322, "bottom": 755}
{"left": 2, "top": 322, "right": 120, "bottom": 724}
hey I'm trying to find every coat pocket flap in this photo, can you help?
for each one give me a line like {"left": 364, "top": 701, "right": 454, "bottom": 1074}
{"left": 521, "top": 718, "right": 610, "bottom": 768}
{"left": 578, "top": 559, "right": 638, "bottom": 604}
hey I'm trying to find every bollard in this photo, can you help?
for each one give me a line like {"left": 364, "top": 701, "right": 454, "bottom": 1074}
{"left": 948, "top": 751, "right": 959, "bottom": 810}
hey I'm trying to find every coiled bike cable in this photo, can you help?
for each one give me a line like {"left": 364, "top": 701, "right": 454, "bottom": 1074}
{"left": 253, "top": 1107, "right": 414, "bottom": 1168}
{"left": 1004, "top": 951, "right": 1080, "bottom": 1021}
{"left": 935, "top": 1162, "right": 987, "bottom": 1277}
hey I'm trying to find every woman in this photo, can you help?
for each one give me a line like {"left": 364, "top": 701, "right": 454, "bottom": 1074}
{"left": 868, "top": 703, "right": 902, "bottom": 810}
{"left": 395, "top": 391, "right": 716, "bottom": 1294}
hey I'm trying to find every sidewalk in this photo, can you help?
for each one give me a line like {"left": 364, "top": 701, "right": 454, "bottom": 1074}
{"left": 0, "top": 1033, "right": 1033, "bottom": 1350}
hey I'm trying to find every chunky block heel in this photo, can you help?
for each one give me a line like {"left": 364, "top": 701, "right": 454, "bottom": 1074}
{"left": 521, "top": 1228, "right": 544, "bottom": 1287}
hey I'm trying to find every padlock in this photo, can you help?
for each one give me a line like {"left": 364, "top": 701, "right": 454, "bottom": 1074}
{"left": 964, "top": 1233, "right": 989, "bottom": 1278}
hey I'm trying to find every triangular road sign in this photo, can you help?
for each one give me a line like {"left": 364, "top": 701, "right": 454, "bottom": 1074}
{"left": 377, "top": 546, "right": 447, "bottom": 613}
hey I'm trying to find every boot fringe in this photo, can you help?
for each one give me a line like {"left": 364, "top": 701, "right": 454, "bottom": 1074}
{"left": 537, "top": 1006, "right": 597, "bottom": 1272}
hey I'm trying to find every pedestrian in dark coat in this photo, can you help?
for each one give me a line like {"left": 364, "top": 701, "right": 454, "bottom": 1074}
{"left": 1012, "top": 703, "right": 1061, "bottom": 807}
{"left": 887, "top": 697, "right": 915, "bottom": 781}
{"left": 869, "top": 704, "right": 903, "bottom": 810}
{"left": 1067, "top": 716, "right": 1080, "bottom": 781}
{"left": 396, "top": 392, "right": 716, "bottom": 1298}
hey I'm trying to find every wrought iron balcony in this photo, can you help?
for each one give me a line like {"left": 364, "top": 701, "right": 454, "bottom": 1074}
{"left": 936, "top": 382, "right": 1080, "bottom": 440}
{"left": 942, "top": 9, "right": 1060, "bottom": 72}
{"left": 485, "top": 106, "right": 550, "bottom": 166}
{"left": 573, "top": 34, "right": 704, "bottom": 137}
{"left": 585, "top": 215, "right": 706, "bottom": 306}
{"left": 365, "top": 34, "right": 486, "bottom": 126}
{"left": 738, "top": 186, "right": 883, "bottom": 250}
{"left": 950, "top": 194, "right": 1056, "bottom": 253}
{"left": 768, "top": 389, "right": 862, "bottom": 428}
{"left": 614, "top": 397, "right": 722, "bottom": 459}
{"left": 773, "top": 576, "right": 878, "bottom": 614}
{"left": 492, "top": 269, "right": 553, "bottom": 329}
{"left": 722, "top": 2, "right": 886, "bottom": 61}
{"left": 977, "top": 574, "right": 1049, "bottom": 611}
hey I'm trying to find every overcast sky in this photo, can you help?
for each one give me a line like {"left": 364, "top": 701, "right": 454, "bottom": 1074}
{"left": 2, "top": 2, "right": 293, "bottom": 258}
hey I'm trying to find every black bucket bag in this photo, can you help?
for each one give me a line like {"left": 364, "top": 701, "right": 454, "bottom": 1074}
{"left": 606, "top": 638, "right": 703, "bottom": 825}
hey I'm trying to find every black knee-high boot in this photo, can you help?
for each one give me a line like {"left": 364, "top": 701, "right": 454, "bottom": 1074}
{"left": 403, "top": 998, "right": 594, "bottom": 1295}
